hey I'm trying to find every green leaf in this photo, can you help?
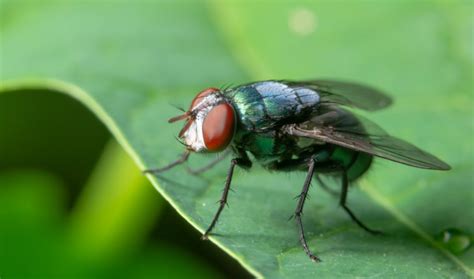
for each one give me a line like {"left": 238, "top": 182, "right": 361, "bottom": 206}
{"left": 1, "top": 1, "right": 472, "bottom": 278}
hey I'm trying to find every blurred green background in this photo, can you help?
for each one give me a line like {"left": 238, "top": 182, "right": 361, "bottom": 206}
{"left": 0, "top": 0, "right": 473, "bottom": 278}
{"left": 0, "top": 90, "right": 246, "bottom": 278}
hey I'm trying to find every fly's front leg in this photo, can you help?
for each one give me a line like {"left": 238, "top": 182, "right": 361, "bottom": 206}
{"left": 187, "top": 149, "right": 232, "bottom": 175}
{"left": 202, "top": 155, "right": 251, "bottom": 240}
{"left": 339, "top": 170, "right": 382, "bottom": 235}
{"left": 294, "top": 157, "right": 321, "bottom": 262}
{"left": 143, "top": 150, "right": 191, "bottom": 174}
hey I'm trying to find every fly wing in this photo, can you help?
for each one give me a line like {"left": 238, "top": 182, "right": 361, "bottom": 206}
{"left": 284, "top": 107, "right": 451, "bottom": 170}
{"left": 282, "top": 80, "right": 392, "bottom": 111}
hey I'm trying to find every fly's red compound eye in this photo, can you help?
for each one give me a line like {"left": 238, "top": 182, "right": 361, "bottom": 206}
{"left": 202, "top": 103, "right": 235, "bottom": 152}
{"left": 190, "top": 87, "right": 220, "bottom": 109}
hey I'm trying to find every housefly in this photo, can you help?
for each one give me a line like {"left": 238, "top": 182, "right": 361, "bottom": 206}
{"left": 145, "top": 80, "right": 450, "bottom": 262}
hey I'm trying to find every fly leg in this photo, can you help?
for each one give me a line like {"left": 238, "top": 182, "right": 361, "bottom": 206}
{"left": 202, "top": 156, "right": 251, "bottom": 240}
{"left": 294, "top": 157, "right": 321, "bottom": 262}
{"left": 339, "top": 170, "right": 382, "bottom": 235}
{"left": 187, "top": 149, "right": 232, "bottom": 175}
{"left": 316, "top": 175, "right": 339, "bottom": 197}
{"left": 143, "top": 150, "right": 191, "bottom": 174}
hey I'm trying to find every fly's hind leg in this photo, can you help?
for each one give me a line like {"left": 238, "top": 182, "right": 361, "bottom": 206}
{"left": 316, "top": 175, "right": 339, "bottom": 197}
{"left": 339, "top": 170, "right": 383, "bottom": 235}
{"left": 294, "top": 157, "right": 321, "bottom": 262}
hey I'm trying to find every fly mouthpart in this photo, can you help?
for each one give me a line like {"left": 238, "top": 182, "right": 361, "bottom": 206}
{"left": 175, "top": 135, "right": 188, "bottom": 147}
{"left": 178, "top": 118, "right": 193, "bottom": 138}
{"left": 168, "top": 112, "right": 190, "bottom": 123}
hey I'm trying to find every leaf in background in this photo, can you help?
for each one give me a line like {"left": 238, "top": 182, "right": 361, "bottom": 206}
{"left": 0, "top": 89, "right": 109, "bottom": 191}
{"left": 0, "top": 170, "right": 222, "bottom": 278}
{"left": 0, "top": 0, "right": 472, "bottom": 278}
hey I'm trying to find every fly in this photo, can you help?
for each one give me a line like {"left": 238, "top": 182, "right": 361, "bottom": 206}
{"left": 144, "top": 80, "right": 451, "bottom": 262}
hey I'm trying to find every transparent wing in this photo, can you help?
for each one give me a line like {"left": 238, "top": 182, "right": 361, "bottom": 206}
{"left": 282, "top": 80, "right": 392, "bottom": 111}
{"left": 284, "top": 106, "right": 450, "bottom": 170}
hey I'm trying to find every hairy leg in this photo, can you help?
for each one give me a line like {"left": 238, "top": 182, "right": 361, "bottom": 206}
{"left": 294, "top": 157, "right": 321, "bottom": 262}
{"left": 202, "top": 156, "right": 251, "bottom": 239}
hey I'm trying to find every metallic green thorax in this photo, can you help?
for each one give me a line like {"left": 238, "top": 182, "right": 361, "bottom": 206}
{"left": 225, "top": 81, "right": 320, "bottom": 131}
{"left": 223, "top": 81, "right": 372, "bottom": 181}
